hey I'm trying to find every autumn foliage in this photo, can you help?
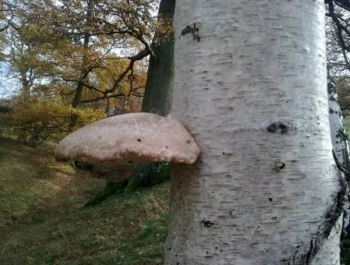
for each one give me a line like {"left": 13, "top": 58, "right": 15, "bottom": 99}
{"left": 0, "top": 0, "right": 173, "bottom": 146}
{"left": 0, "top": 100, "right": 105, "bottom": 147}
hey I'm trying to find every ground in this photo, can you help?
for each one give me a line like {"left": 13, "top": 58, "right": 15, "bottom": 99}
{"left": 0, "top": 137, "right": 169, "bottom": 264}
{"left": 1, "top": 118, "right": 350, "bottom": 264}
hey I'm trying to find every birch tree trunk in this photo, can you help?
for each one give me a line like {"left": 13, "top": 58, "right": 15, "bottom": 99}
{"left": 328, "top": 73, "right": 350, "bottom": 253}
{"left": 165, "top": 1, "right": 345, "bottom": 264}
{"left": 328, "top": 74, "right": 350, "bottom": 172}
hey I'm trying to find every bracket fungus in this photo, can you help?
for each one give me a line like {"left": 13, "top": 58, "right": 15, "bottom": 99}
{"left": 55, "top": 113, "right": 200, "bottom": 180}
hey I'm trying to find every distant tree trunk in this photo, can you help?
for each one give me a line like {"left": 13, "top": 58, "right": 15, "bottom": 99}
{"left": 328, "top": 72, "right": 350, "bottom": 264}
{"left": 19, "top": 68, "right": 34, "bottom": 101}
{"left": 141, "top": 0, "right": 175, "bottom": 116}
{"left": 69, "top": 0, "right": 93, "bottom": 129}
{"left": 123, "top": 0, "right": 175, "bottom": 193}
{"left": 328, "top": 74, "right": 350, "bottom": 172}
{"left": 165, "top": 0, "right": 345, "bottom": 264}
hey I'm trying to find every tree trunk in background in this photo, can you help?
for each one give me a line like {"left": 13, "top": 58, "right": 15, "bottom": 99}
{"left": 69, "top": 0, "right": 93, "bottom": 129}
{"left": 123, "top": 0, "right": 175, "bottom": 193}
{"left": 328, "top": 74, "right": 350, "bottom": 171}
{"left": 19, "top": 68, "right": 34, "bottom": 101}
{"left": 141, "top": 0, "right": 175, "bottom": 116}
{"left": 328, "top": 72, "right": 350, "bottom": 263}
{"left": 165, "top": 1, "right": 344, "bottom": 264}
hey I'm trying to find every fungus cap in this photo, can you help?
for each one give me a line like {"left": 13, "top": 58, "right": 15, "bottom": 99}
{"left": 55, "top": 112, "right": 200, "bottom": 165}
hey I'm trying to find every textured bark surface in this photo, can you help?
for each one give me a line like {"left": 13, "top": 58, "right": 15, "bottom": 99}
{"left": 165, "top": 1, "right": 342, "bottom": 264}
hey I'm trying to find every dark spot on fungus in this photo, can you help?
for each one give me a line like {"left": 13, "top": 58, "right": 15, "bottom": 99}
{"left": 215, "top": 247, "right": 218, "bottom": 250}
{"left": 269, "top": 198, "right": 273, "bottom": 202}
{"left": 128, "top": 161, "right": 133, "bottom": 164}
{"left": 186, "top": 140, "right": 191, "bottom": 144}
{"left": 165, "top": 146, "right": 168, "bottom": 149}
{"left": 137, "top": 139, "right": 141, "bottom": 142}
{"left": 222, "top": 152, "right": 226, "bottom": 155}
{"left": 229, "top": 211, "right": 232, "bottom": 215}
{"left": 168, "top": 247, "right": 172, "bottom": 251}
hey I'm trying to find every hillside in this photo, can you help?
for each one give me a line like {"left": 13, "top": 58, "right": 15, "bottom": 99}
{"left": 0, "top": 137, "right": 169, "bottom": 264}
{"left": 2, "top": 118, "right": 350, "bottom": 264}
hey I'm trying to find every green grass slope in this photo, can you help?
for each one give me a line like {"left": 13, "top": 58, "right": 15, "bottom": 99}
{"left": 0, "top": 137, "right": 169, "bottom": 264}
{"left": 343, "top": 117, "right": 350, "bottom": 133}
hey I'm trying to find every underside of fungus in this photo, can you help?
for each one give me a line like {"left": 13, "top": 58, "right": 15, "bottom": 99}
{"left": 54, "top": 112, "right": 200, "bottom": 165}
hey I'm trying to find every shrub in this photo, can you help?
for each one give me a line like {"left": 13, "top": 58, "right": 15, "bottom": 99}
{"left": 1, "top": 100, "right": 105, "bottom": 146}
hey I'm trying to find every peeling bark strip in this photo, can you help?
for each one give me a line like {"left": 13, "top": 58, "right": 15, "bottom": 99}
{"left": 165, "top": 0, "right": 342, "bottom": 264}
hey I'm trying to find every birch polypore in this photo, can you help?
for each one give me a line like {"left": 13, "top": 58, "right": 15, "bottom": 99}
{"left": 55, "top": 112, "right": 200, "bottom": 165}
{"left": 165, "top": 0, "right": 344, "bottom": 264}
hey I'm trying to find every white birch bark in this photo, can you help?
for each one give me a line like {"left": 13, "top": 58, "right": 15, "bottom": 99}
{"left": 329, "top": 75, "right": 350, "bottom": 168}
{"left": 328, "top": 74, "right": 350, "bottom": 240}
{"left": 165, "top": 1, "right": 345, "bottom": 264}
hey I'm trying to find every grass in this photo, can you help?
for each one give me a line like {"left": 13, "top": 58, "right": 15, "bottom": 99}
{"left": 344, "top": 117, "right": 350, "bottom": 133}
{"left": 0, "top": 137, "right": 105, "bottom": 233}
{"left": 0, "top": 137, "right": 169, "bottom": 264}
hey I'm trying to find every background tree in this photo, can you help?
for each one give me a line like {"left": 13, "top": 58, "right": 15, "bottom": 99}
{"left": 0, "top": 0, "right": 158, "bottom": 117}
{"left": 326, "top": 0, "right": 350, "bottom": 115}
{"left": 325, "top": 2, "right": 350, "bottom": 260}
{"left": 123, "top": 0, "right": 175, "bottom": 194}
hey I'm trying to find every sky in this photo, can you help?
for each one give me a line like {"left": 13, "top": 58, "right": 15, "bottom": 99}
{"left": 0, "top": 63, "right": 19, "bottom": 99}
